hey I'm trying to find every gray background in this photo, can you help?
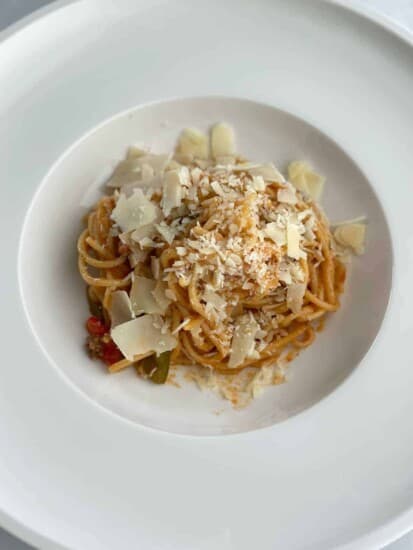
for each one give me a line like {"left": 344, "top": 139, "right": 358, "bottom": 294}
{"left": 0, "top": 1, "right": 413, "bottom": 549}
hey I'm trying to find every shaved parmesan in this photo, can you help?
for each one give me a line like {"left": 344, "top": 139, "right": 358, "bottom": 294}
{"left": 161, "top": 170, "right": 183, "bottom": 216}
{"left": 228, "top": 315, "right": 260, "bottom": 369}
{"left": 249, "top": 163, "right": 285, "bottom": 183}
{"left": 126, "top": 145, "right": 147, "bottom": 159}
{"left": 287, "top": 283, "right": 306, "bottom": 314}
{"left": 251, "top": 175, "right": 266, "bottom": 191}
{"left": 130, "top": 276, "right": 162, "bottom": 315}
{"left": 155, "top": 222, "right": 176, "bottom": 244}
{"left": 177, "top": 128, "right": 209, "bottom": 159}
{"left": 195, "top": 158, "right": 212, "bottom": 170}
{"left": 107, "top": 167, "right": 142, "bottom": 188}
{"left": 166, "top": 159, "right": 182, "bottom": 171}
{"left": 111, "top": 315, "right": 177, "bottom": 361}
{"left": 136, "top": 154, "right": 170, "bottom": 174}
{"left": 290, "top": 262, "right": 305, "bottom": 282}
{"left": 112, "top": 159, "right": 143, "bottom": 176}
{"left": 121, "top": 174, "right": 163, "bottom": 197}
{"left": 174, "top": 152, "right": 194, "bottom": 165}
{"left": 333, "top": 216, "right": 367, "bottom": 227}
{"left": 107, "top": 154, "right": 170, "bottom": 188}
{"left": 334, "top": 223, "right": 366, "bottom": 255}
{"left": 152, "top": 281, "right": 172, "bottom": 312}
{"left": 204, "top": 286, "right": 226, "bottom": 310}
{"left": 278, "top": 262, "right": 292, "bottom": 284}
{"left": 109, "top": 291, "right": 134, "bottom": 328}
{"left": 130, "top": 222, "right": 158, "bottom": 243}
{"left": 233, "top": 162, "right": 261, "bottom": 171}
{"left": 211, "top": 181, "right": 224, "bottom": 196}
{"left": 288, "top": 161, "right": 325, "bottom": 200}
{"left": 277, "top": 182, "right": 297, "bottom": 204}
{"left": 111, "top": 189, "right": 158, "bottom": 233}
{"left": 287, "top": 223, "right": 302, "bottom": 259}
{"left": 141, "top": 163, "right": 154, "bottom": 180}
{"left": 215, "top": 155, "right": 236, "bottom": 166}
{"left": 211, "top": 123, "right": 235, "bottom": 158}
{"left": 264, "top": 222, "right": 286, "bottom": 246}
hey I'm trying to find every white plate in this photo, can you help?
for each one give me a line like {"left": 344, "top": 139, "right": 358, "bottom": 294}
{"left": 1, "top": 1, "right": 413, "bottom": 548}
{"left": 19, "top": 96, "right": 392, "bottom": 436}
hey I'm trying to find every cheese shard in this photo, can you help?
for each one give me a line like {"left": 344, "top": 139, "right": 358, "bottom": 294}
{"left": 107, "top": 154, "right": 170, "bottom": 188}
{"left": 249, "top": 163, "right": 285, "bottom": 183}
{"left": 278, "top": 261, "right": 293, "bottom": 285}
{"left": 287, "top": 282, "right": 306, "bottom": 314}
{"left": 110, "top": 291, "right": 135, "bottom": 328}
{"left": 130, "top": 276, "right": 162, "bottom": 315}
{"left": 111, "top": 315, "right": 177, "bottom": 361}
{"left": 204, "top": 286, "right": 226, "bottom": 310}
{"left": 264, "top": 222, "right": 286, "bottom": 246}
{"left": 334, "top": 223, "right": 366, "bottom": 255}
{"left": 155, "top": 222, "right": 176, "bottom": 244}
{"left": 287, "top": 223, "right": 302, "bottom": 259}
{"left": 288, "top": 161, "right": 325, "bottom": 200}
{"left": 277, "top": 182, "right": 297, "bottom": 205}
{"left": 152, "top": 281, "right": 172, "bottom": 312}
{"left": 161, "top": 170, "right": 183, "bottom": 216}
{"left": 121, "top": 174, "right": 163, "bottom": 197}
{"left": 111, "top": 189, "right": 158, "bottom": 233}
{"left": 228, "top": 315, "right": 260, "bottom": 369}
{"left": 126, "top": 145, "right": 147, "bottom": 159}
{"left": 215, "top": 155, "right": 236, "bottom": 166}
{"left": 136, "top": 154, "right": 170, "bottom": 174}
{"left": 177, "top": 128, "right": 209, "bottom": 159}
{"left": 251, "top": 175, "right": 266, "bottom": 191}
{"left": 211, "top": 123, "right": 235, "bottom": 158}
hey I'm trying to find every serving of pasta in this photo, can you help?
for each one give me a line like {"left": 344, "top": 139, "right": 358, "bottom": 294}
{"left": 77, "top": 124, "right": 365, "bottom": 407}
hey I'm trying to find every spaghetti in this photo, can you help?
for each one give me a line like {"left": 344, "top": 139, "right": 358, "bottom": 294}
{"left": 77, "top": 124, "right": 350, "bottom": 406}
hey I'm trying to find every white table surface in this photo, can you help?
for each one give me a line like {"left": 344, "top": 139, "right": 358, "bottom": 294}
{"left": 0, "top": 1, "right": 413, "bottom": 549}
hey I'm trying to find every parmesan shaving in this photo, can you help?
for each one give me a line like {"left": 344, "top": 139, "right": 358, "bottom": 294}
{"left": 264, "top": 222, "right": 286, "bottom": 246}
{"left": 215, "top": 155, "right": 236, "bottom": 166}
{"left": 278, "top": 262, "right": 293, "bottom": 285}
{"left": 228, "top": 315, "right": 260, "bottom": 369}
{"left": 155, "top": 222, "right": 176, "bottom": 244}
{"left": 130, "top": 276, "right": 162, "bottom": 315}
{"left": 109, "top": 291, "right": 134, "bottom": 328}
{"left": 177, "top": 128, "right": 209, "bottom": 159}
{"left": 161, "top": 170, "right": 183, "bottom": 216}
{"left": 111, "top": 190, "right": 158, "bottom": 233}
{"left": 204, "top": 287, "right": 226, "bottom": 310}
{"left": 251, "top": 175, "right": 266, "bottom": 191}
{"left": 121, "top": 175, "right": 163, "bottom": 197}
{"left": 152, "top": 281, "right": 172, "bottom": 313}
{"left": 141, "top": 163, "right": 154, "bottom": 180}
{"left": 111, "top": 315, "right": 177, "bottom": 361}
{"left": 287, "top": 223, "right": 302, "bottom": 259}
{"left": 334, "top": 223, "right": 366, "bottom": 255}
{"left": 277, "top": 182, "right": 298, "bottom": 205}
{"left": 126, "top": 145, "right": 147, "bottom": 159}
{"left": 249, "top": 163, "right": 285, "bottom": 183}
{"left": 135, "top": 154, "right": 170, "bottom": 174}
{"left": 288, "top": 161, "right": 325, "bottom": 200}
{"left": 287, "top": 283, "right": 306, "bottom": 314}
{"left": 211, "top": 123, "right": 235, "bottom": 158}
